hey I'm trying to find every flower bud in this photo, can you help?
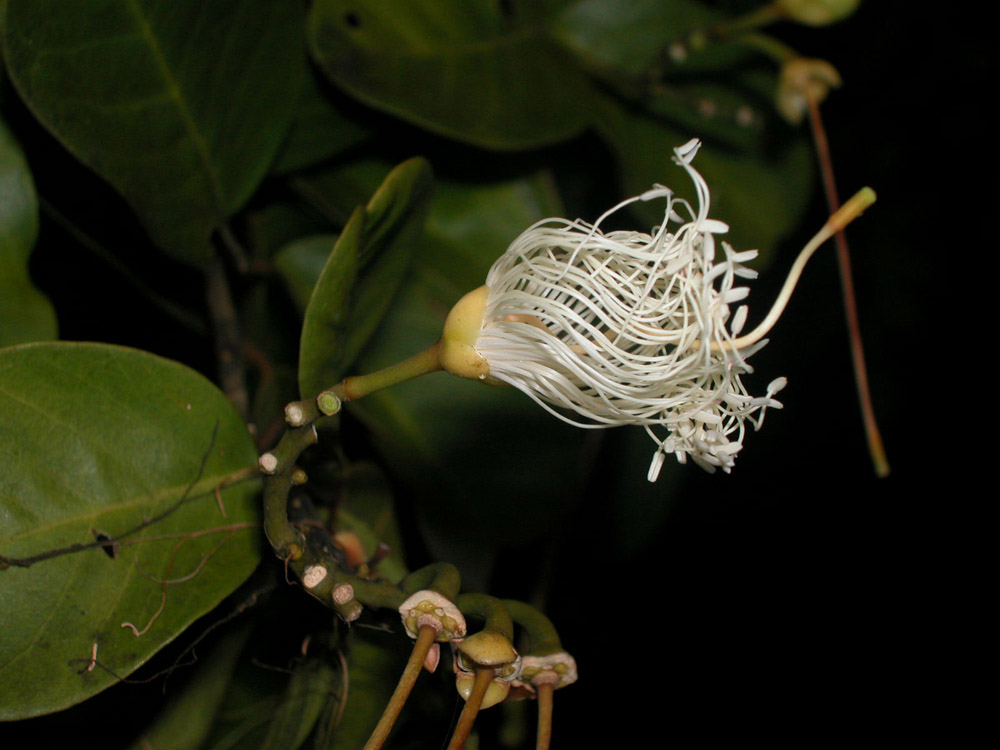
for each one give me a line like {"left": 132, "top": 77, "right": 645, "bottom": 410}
{"left": 776, "top": 58, "right": 842, "bottom": 124}
{"left": 777, "top": 0, "right": 861, "bottom": 25}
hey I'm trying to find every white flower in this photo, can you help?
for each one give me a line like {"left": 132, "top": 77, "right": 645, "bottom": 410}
{"left": 440, "top": 139, "right": 786, "bottom": 480}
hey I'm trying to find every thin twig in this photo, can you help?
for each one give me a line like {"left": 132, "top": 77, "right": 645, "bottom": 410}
{"left": 205, "top": 255, "right": 249, "bottom": 420}
{"left": 807, "top": 97, "right": 890, "bottom": 477}
{"left": 123, "top": 531, "right": 235, "bottom": 637}
{"left": 1, "top": 423, "right": 225, "bottom": 569}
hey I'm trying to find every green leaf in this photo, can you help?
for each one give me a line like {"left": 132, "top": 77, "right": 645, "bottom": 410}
{"left": 0, "top": 117, "right": 57, "bottom": 346}
{"left": 1, "top": 0, "right": 304, "bottom": 265}
{"left": 553, "top": 0, "right": 718, "bottom": 77}
{"left": 297, "top": 209, "right": 361, "bottom": 399}
{"left": 128, "top": 624, "right": 252, "bottom": 750}
{"left": 307, "top": 0, "right": 592, "bottom": 149}
{"left": 0, "top": 342, "right": 261, "bottom": 719}
{"left": 553, "top": 0, "right": 789, "bottom": 151}
{"left": 274, "top": 235, "right": 341, "bottom": 315}
{"left": 298, "top": 158, "right": 433, "bottom": 397}
{"left": 259, "top": 655, "right": 338, "bottom": 750}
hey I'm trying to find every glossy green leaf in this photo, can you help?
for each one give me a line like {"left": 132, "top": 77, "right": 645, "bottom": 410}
{"left": 297, "top": 209, "right": 362, "bottom": 399}
{"left": 275, "top": 235, "right": 341, "bottom": 315}
{"left": 127, "top": 624, "right": 252, "bottom": 750}
{"left": 553, "top": 0, "right": 719, "bottom": 76}
{"left": 1, "top": 0, "right": 303, "bottom": 265}
{"left": 0, "top": 342, "right": 261, "bottom": 719}
{"left": 0, "top": 118, "right": 57, "bottom": 346}
{"left": 307, "top": 0, "right": 592, "bottom": 149}
{"left": 553, "top": 0, "right": 785, "bottom": 150}
{"left": 298, "top": 158, "right": 433, "bottom": 397}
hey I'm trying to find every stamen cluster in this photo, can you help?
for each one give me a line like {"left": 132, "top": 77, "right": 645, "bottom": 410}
{"left": 475, "top": 139, "right": 785, "bottom": 479}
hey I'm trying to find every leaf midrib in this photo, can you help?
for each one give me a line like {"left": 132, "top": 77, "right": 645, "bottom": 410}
{"left": 124, "top": 0, "right": 226, "bottom": 217}
{"left": 0, "top": 472, "right": 248, "bottom": 544}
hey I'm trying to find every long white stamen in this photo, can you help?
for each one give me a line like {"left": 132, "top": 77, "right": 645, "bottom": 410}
{"left": 472, "top": 139, "right": 797, "bottom": 478}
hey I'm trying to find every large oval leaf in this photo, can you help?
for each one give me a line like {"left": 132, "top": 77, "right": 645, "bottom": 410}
{"left": 307, "top": 0, "right": 592, "bottom": 149}
{"left": 0, "top": 118, "right": 57, "bottom": 346}
{"left": 1, "top": 0, "right": 304, "bottom": 264}
{"left": 0, "top": 342, "right": 261, "bottom": 719}
{"left": 552, "top": 0, "right": 779, "bottom": 151}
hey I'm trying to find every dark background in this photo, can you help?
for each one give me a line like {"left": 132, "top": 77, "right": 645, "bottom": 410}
{"left": 546, "top": 2, "right": 970, "bottom": 745}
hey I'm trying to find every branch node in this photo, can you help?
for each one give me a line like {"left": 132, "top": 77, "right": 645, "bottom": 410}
{"left": 284, "top": 402, "right": 307, "bottom": 427}
{"left": 302, "top": 564, "right": 328, "bottom": 589}
{"left": 332, "top": 582, "right": 355, "bottom": 605}
{"left": 317, "top": 390, "right": 342, "bottom": 416}
{"left": 258, "top": 452, "right": 278, "bottom": 474}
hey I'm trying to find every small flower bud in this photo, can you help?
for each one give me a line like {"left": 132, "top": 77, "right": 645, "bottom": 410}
{"left": 454, "top": 630, "right": 521, "bottom": 681}
{"left": 777, "top": 58, "right": 842, "bottom": 124}
{"left": 455, "top": 674, "right": 510, "bottom": 709}
{"left": 519, "top": 652, "right": 578, "bottom": 689}
{"left": 398, "top": 590, "right": 467, "bottom": 641}
{"left": 777, "top": 0, "right": 861, "bottom": 26}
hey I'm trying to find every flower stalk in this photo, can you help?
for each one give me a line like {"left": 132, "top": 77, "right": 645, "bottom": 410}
{"left": 503, "top": 601, "right": 577, "bottom": 750}
{"left": 535, "top": 681, "right": 554, "bottom": 750}
{"left": 447, "top": 666, "right": 495, "bottom": 750}
{"left": 807, "top": 96, "right": 890, "bottom": 477}
{"left": 363, "top": 623, "right": 438, "bottom": 750}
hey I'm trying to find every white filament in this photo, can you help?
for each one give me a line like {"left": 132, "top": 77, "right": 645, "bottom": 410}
{"left": 475, "top": 139, "right": 784, "bottom": 479}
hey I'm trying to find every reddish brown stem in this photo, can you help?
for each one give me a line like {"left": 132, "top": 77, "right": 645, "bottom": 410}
{"left": 807, "top": 97, "right": 890, "bottom": 477}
